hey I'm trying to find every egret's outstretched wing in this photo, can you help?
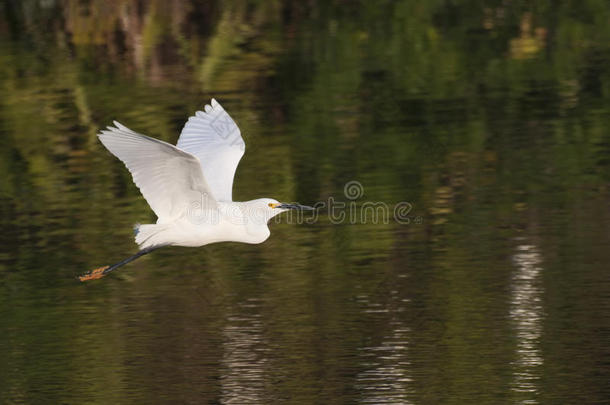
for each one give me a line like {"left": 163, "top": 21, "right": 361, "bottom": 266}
{"left": 99, "top": 122, "right": 216, "bottom": 222}
{"left": 176, "top": 99, "right": 245, "bottom": 202}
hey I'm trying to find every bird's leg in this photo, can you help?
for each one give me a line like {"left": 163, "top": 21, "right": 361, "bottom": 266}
{"left": 78, "top": 246, "right": 163, "bottom": 282}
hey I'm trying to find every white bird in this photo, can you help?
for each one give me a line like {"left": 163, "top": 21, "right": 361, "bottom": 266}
{"left": 79, "top": 99, "right": 313, "bottom": 281}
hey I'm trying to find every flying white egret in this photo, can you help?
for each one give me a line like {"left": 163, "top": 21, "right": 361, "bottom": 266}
{"left": 79, "top": 99, "right": 313, "bottom": 281}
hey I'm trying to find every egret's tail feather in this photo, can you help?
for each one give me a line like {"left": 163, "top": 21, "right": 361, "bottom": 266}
{"left": 78, "top": 224, "right": 168, "bottom": 282}
{"left": 134, "top": 223, "right": 168, "bottom": 249}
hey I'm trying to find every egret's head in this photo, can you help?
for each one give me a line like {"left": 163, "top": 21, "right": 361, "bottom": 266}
{"left": 254, "top": 198, "right": 315, "bottom": 222}
{"left": 267, "top": 199, "right": 314, "bottom": 212}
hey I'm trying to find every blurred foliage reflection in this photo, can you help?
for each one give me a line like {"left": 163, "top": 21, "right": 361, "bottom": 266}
{"left": 1, "top": 1, "right": 609, "bottom": 404}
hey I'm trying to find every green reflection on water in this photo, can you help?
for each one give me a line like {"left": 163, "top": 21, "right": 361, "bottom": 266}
{"left": 1, "top": 1, "right": 609, "bottom": 404}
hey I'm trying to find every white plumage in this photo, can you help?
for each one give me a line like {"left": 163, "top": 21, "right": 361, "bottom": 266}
{"left": 176, "top": 98, "right": 245, "bottom": 202}
{"left": 96, "top": 99, "right": 312, "bottom": 251}
{"left": 99, "top": 121, "right": 216, "bottom": 222}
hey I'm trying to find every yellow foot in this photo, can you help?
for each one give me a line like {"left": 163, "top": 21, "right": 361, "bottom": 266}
{"left": 78, "top": 266, "right": 110, "bottom": 282}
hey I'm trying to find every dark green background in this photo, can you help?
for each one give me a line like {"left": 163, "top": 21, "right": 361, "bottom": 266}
{"left": 1, "top": 1, "right": 609, "bottom": 403}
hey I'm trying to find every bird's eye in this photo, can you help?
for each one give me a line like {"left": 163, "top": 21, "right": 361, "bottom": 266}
{"left": 268, "top": 203, "right": 274, "bottom": 208}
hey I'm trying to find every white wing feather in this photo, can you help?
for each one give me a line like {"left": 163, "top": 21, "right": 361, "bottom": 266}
{"left": 98, "top": 121, "right": 216, "bottom": 222}
{"left": 176, "top": 99, "right": 245, "bottom": 202}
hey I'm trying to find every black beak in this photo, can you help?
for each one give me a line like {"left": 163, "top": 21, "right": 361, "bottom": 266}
{"left": 278, "top": 202, "right": 315, "bottom": 211}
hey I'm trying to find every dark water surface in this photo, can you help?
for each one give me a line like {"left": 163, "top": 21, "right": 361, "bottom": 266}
{"left": 1, "top": 1, "right": 609, "bottom": 404}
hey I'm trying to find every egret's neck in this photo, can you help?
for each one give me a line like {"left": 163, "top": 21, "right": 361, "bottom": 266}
{"left": 243, "top": 200, "right": 277, "bottom": 224}
{"left": 239, "top": 200, "right": 273, "bottom": 243}
{"left": 217, "top": 200, "right": 274, "bottom": 226}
